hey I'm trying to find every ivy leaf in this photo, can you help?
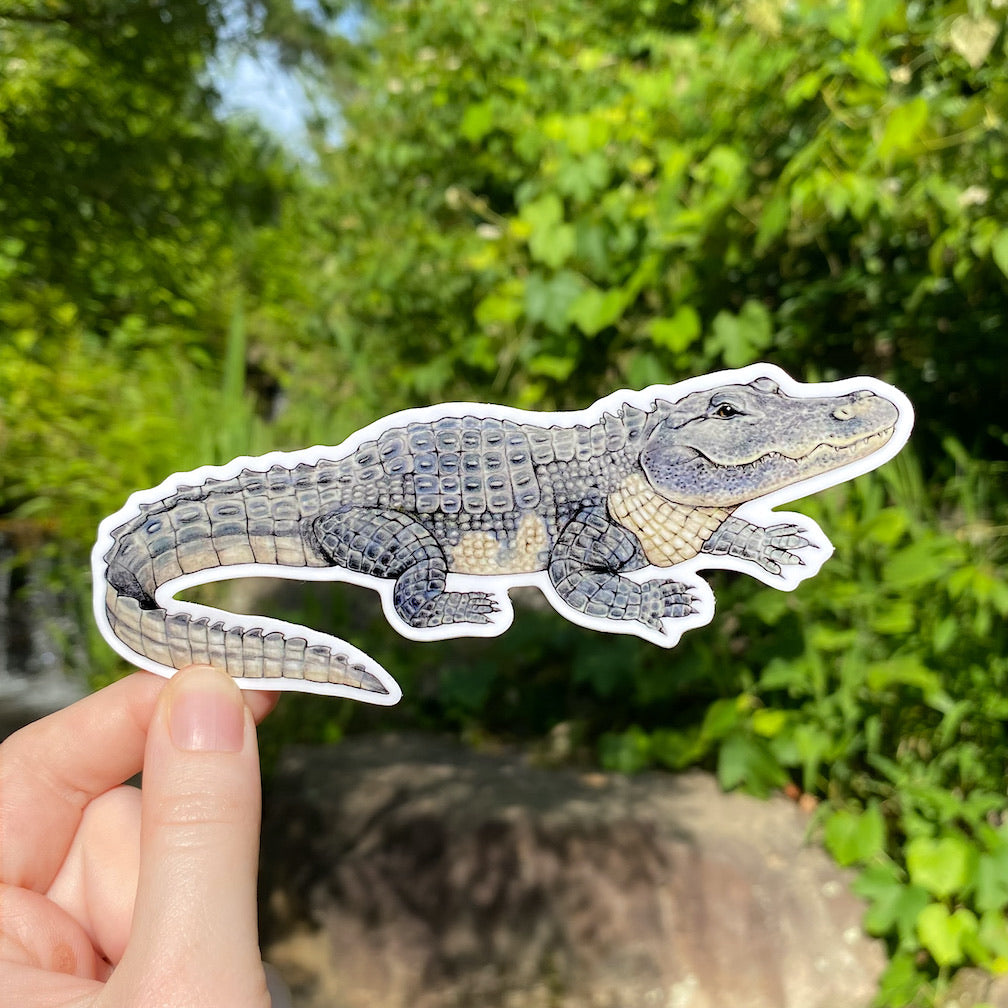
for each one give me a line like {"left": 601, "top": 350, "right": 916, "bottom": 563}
{"left": 709, "top": 301, "right": 773, "bottom": 368}
{"left": 523, "top": 269, "right": 584, "bottom": 333}
{"left": 906, "top": 835, "right": 975, "bottom": 898}
{"left": 648, "top": 306, "right": 701, "bottom": 352}
{"left": 824, "top": 805, "right": 886, "bottom": 866}
{"left": 475, "top": 280, "right": 524, "bottom": 328}
{"left": 520, "top": 194, "right": 577, "bottom": 269}
{"left": 916, "top": 904, "right": 978, "bottom": 967}
{"left": 854, "top": 864, "right": 930, "bottom": 948}
{"left": 568, "top": 285, "right": 627, "bottom": 336}
{"left": 949, "top": 14, "right": 999, "bottom": 70}
{"left": 556, "top": 152, "right": 611, "bottom": 202}
{"left": 519, "top": 193, "right": 563, "bottom": 231}
{"left": 531, "top": 224, "right": 576, "bottom": 269}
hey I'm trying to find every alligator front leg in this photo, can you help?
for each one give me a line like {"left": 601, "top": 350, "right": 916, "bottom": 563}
{"left": 548, "top": 506, "right": 696, "bottom": 632}
{"left": 313, "top": 507, "right": 498, "bottom": 628}
{"left": 701, "top": 516, "right": 813, "bottom": 575}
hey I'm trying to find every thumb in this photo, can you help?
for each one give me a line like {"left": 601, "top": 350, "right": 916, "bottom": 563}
{"left": 105, "top": 665, "right": 271, "bottom": 1008}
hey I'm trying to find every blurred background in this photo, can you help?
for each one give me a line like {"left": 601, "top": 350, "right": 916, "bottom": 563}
{"left": 1, "top": 1, "right": 1006, "bottom": 1004}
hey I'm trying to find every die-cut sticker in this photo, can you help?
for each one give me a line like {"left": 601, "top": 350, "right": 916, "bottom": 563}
{"left": 92, "top": 364, "right": 914, "bottom": 704}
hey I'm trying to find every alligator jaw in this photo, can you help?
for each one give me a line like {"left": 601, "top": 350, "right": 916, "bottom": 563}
{"left": 649, "top": 422, "right": 897, "bottom": 508}
{"left": 765, "top": 425, "right": 895, "bottom": 471}
{"left": 725, "top": 422, "right": 896, "bottom": 495}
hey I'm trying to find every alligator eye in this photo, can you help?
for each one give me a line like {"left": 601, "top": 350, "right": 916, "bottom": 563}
{"left": 713, "top": 402, "right": 741, "bottom": 418}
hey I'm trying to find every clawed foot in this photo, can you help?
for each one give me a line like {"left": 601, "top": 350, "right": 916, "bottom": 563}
{"left": 638, "top": 579, "right": 701, "bottom": 632}
{"left": 756, "top": 523, "right": 815, "bottom": 576}
{"left": 410, "top": 590, "right": 501, "bottom": 628}
{"left": 703, "top": 516, "right": 817, "bottom": 576}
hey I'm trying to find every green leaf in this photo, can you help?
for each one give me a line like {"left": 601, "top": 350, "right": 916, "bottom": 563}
{"left": 750, "top": 708, "right": 789, "bottom": 739}
{"left": 979, "top": 910, "right": 1008, "bottom": 967}
{"left": 906, "top": 835, "right": 976, "bottom": 899}
{"left": 460, "top": 100, "right": 495, "bottom": 142}
{"left": 884, "top": 536, "right": 960, "bottom": 589}
{"left": 648, "top": 306, "right": 701, "bottom": 352}
{"left": 841, "top": 47, "right": 888, "bottom": 87}
{"left": 568, "top": 286, "right": 627, "bottom": 336}
{"left": 530, "top": 223, "right": 576, "bottom": 269}
{"left": 700, "top": 697, "right": 743, "bottom": 743}
{"left": 878, "top": 98, "right": 928, "bottom": 163}
{"left": 854, "top": 865, "right": 930, "bottom": 948}
{"left": 716, "top": 733, "right": 788, "bottom": 796}
{"left": 523, "top": 269, "right": 585, "bottom": 333}
{"left": 865, "top": 657, "right": 942, "bottom": 699}
{"left": 556, "top": 152, "right": 611, "bottom": 202}
{"left": 650, "top": 726, "right": 706, "bottom": 770}
{"left": 823, "top": 804, "right": 886, "bottom": 867}
{"left": 975, "top": 844, "right": 1008, "bottom": 914}
{"left": 870, "top": 601, "right": 915, "bottom": 635}
{"left": 916, "top": 903, "right": 978, "bottom": 967}
{"left": 755, "top": 194, "right": 789, "bottom": 252}
{"left": 747, "top": 590, "right": 790, "bottom": 626}
{"left": 709, "top": 300, "right": 773, "bottom": 368}
{"left": 528, "top": 353, "right": 576, "bottom": 381}
{"left": 991, "top": 230, "right": 1008, "bottom": 281}
{"left": 808, "top": 624, "right": 858, "bottom": 652}
{"left": 861, "top": 507, "right": 908, "bottom": 547}
{"left": 855, "top": 0, "right": 901, "bottom": 46}
{"left": 475, "top": 281, "right": 524, "bottom": 328}
{"left": 519, "top": 192, "right": 563, "bottom": 231}
{"left": 599, "top": 726, "right": 652, "bottom": 774}
{"left": 875, "top": 952, "right": 928, "bottom": 1008}
{"left": 520, "top": 193, "right": 576, "bottom": 268}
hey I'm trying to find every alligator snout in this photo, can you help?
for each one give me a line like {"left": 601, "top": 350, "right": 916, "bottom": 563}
{"left": 832, "top": 390, "right": 878, "bottom": 421}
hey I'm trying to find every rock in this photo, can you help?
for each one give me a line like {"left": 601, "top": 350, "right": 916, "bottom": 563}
{"left": 259, "top": 734, "right": 884, "bottom": 1008}
{"left": 940, "top": 967, "right": 1008, "bottom": 1008}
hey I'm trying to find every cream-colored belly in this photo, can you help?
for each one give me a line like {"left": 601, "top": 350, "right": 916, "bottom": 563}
{"left": 608, "top": 474, "right": 729, "bottom": 566}
{"left": 450, "top": 513, "right": 550, "bottom": 575}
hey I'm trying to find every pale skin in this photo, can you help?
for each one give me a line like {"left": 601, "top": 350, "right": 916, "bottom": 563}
{"left": 0, "top": 665, "right": 280, "bottom": 1008}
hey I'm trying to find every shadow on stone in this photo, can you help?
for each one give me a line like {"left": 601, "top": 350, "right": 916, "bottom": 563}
{"left": 260, "top": 734, "right": 884, "bottom": 1008}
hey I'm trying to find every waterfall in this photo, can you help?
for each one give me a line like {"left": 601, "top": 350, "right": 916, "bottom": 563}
{"left": 0, "top": 532, "right": 86, "bottom": 738}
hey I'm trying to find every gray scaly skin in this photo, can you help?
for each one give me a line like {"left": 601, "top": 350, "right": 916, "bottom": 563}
{"left": 99, "top": 376, "right": 899, "bottom": 697}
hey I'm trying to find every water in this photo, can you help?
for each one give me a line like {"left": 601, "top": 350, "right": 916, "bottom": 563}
{"left": 0, "top": 534, "right": 86, "bottom": 738}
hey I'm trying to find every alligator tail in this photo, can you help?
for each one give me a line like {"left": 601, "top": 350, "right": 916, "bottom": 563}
{"left": 93, "top": 467, "right": 401, "bottom": 704}
{"left": 101, "top": 583, "right": 394, "bottom": 698}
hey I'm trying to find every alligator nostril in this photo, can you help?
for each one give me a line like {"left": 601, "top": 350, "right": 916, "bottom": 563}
{"left": 833, "top": 390, "right": 876, "bottom": 420}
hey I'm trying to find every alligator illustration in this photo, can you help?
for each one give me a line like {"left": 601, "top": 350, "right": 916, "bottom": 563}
{"left": 92, "top": 365, "right": 912, "bottom": 703}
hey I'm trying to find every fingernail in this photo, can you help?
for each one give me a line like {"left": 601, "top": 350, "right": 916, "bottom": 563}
{"left": 169, "top": 666, "right": 246, "bottom": 753}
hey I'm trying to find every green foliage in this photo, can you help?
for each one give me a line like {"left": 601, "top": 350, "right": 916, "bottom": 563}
{"left": 0, "top": 1, "right": 315, "bottom": 535}
{"left": 312, "top": 0, "right": 1007, "bottom": 461}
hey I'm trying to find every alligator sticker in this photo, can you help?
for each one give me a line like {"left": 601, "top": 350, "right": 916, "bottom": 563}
{"left": 92, "top": 364, "right": 914, "bottom": 704}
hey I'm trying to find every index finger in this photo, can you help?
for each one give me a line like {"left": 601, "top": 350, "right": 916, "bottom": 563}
{"left": 0, "top": 673, "right": 166, "bottom": 891}
{"left": 0, "top": 671, "right": 279, "bottom": 892}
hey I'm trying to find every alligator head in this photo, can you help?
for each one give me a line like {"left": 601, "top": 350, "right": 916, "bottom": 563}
{"left": 640, "top": 376, "right": 899, "bottom": 507}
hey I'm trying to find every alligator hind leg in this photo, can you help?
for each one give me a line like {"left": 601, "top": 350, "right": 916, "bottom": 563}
{"left": 549, "top": 506, "right": 697, "bottom": 632}
{"left": 312, "top": 507, "right": 498, "bottom": 629}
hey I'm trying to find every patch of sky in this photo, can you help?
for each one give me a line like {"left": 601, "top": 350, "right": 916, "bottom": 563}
{"left": 208, "top": 0, "right": 361, "bottom": 159}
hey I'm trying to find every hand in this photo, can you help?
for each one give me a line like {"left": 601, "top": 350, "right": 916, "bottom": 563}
{"left": 0, "top": 665, "right": 281, "bottom": 1007}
